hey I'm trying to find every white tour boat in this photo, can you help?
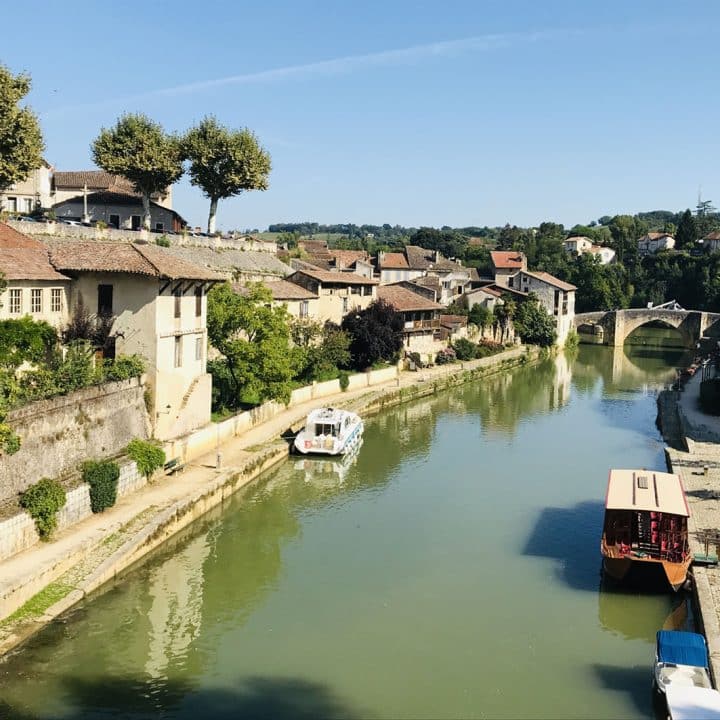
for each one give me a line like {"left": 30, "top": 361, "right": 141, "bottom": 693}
{"left": 293, "top": 407, "right": 363, "bottom": 456}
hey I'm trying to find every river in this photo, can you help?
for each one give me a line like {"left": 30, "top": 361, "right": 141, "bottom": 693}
{"left": 0, "top": 337, "right": 695, "bottom": 719}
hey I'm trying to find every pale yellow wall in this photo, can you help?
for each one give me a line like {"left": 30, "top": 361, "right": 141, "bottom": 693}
{"left": 0, "top": 166, "right": 52, "bottom": 211}
{"left": 0, "top": 280, "right": 70, "bottom": 327}
{"left": 275, "top": 297, "right": 320, "bottom": 319}
{"left": 380, "top": 268, "right": 423, "bottom": 284}
{"left": 312, "top": 286, "right": 376, "bottom": 324}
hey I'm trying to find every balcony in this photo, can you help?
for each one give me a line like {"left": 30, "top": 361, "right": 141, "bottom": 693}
{"left": 404, "top": 319, "right": 440, "bottom": 330}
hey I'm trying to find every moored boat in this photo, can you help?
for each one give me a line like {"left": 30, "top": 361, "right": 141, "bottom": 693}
{"left": 600, "top": 469, "right": 692, "bottom": 591}
{"left": 654, "top": 630, "right": 712, "bottom": 696}
{"left": 293, "top": 407, "right": 363, "bottom": 456}
{"left": 665, "top": 686, "right": 720, "bottom": 720}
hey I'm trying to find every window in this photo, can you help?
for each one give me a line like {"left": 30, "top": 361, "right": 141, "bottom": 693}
{"left": 98, "top": 284, "right": 113, "bottom": 315}
{"left": 195, "top": 336, "right": 203, "bottom": 362}
{"left": 9, "top": 289, "right": 21, "bottom": 314}
{"left": 109, "top": 214, "right": 120, "bottom": 229}
{"left": 31, "top": 289, "right": 42, "bottom": 313}
{"left": 553, "top": 290, "right": 560, "bottom": 316}
{"left": 300, "top": 300, "right": 309, "bottom": 318}
{"left": 24, "top": 198, "right": 34, "bottom": 213}
{"left": 174, "top": 287, "right": 182, "bottom": 318}
{"left": 195, "top": 286, "right": 202, "bottom": 317}
{"left": 51, "top": 288, "right": 62, "bottom": 313}
{"left": 363, "top": 285, "right": 373, "bottom": 296}
{"left": 342, "top": 297, "right": 348, "bottom": 313}
{"left": 6, "top": 197, "right": 17, "bottom": 212}
{"left": 155, "top": 223, "right": 164, "bottom": 232}
{"left": 351, "top": 285, "right": 361, "bottom": 295}
{"left": 131, "top": 215, "right": 141, "bottom": 230}
{"left": 174, "top": 336, "right": 183, "bottom": 368}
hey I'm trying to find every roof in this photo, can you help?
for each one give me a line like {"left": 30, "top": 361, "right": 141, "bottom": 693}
{"left": 405, "top": 245, "right": 434, "bottom": 270}
{"left": 565, "top": 235, "right": 592, "bottom": 243}
{"left": 440, "top": 314, "right": 468, "bottom": 328}
{"left": 522, "top": 270, "right": 577, "bottom": 292}
{"left": 412, "top": 276, "right": 441, "bottom": 291}
{"left": 329, "top": 250, "right": 369, "bottom": 268}
{"left": 704, "top": 232, "right": 720, "bottom": 241}
{"left": 0, "top": 247, "right": 70, "bottom": 281}
{"left": 377, "top": 285, "right": 443, "bottom": 312}
{"left": 587, "top": 245, "right": 614, "bottom": 255}
{"left": 232, "top": 279, "right": 317, "bottom": 301}
{"left": 656, "top": 631, "right": 708, "bottom": 668}
{"left": 0, "top": 223, "right": 70, "bottom": 281}
{"left": 47, "top": 241, "right": 223, "bottom": 281}
{"left": 640, "top": 232, "right": 674, "bottom": 241}
{"left": 468, "top": 285, "right": 503, "bottom": 298}
{"left": 490, "top": 251, "right": 526, "bottom": 269}
{"left": 665, "top": 686, "right": 720, "bottom": 720}
{"left": 0, "top": 222, "right": 47, "bottom": 248}
{"left": 53, "top": 171, "right": 135, "bottom": 192}
{"left": 379, "top": 252, "right": 409, "bottom": 269}
{"left": 292, "top": 268, "right": 378, "bottom": 286}
{"left": 165, "top": 245, "right": 292, "bottom": 277}
{"left": 605, "top": 469, "right": 690, "bottom": 516}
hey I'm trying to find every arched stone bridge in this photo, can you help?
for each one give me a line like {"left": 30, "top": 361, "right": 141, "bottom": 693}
{"left": 574, "top": 309, "right": 720, "bottom": 347}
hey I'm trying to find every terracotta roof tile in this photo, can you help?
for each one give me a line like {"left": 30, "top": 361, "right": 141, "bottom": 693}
{"left": 293, "top": 268, "right": 378, "bottom": 286}
{"left": 378, "top": 285, "right": 443, "bottom": 312}
{"left": 0, "top": 247, "right": 70, "bottom": 281}
{"left": 233, "top": 279, "right": 317, "bottom": 301}
{"left": 47, "top": 241, "right": 222, "bottom": 281}
{"left": 380, "top": 252, "right": 409, "bottom": 269}
{"left": 0, "top": 222, "right": 46, "bottom": 248}
{"left": 53, "top": 171, "right": 135, "bottom": 191}
{"left": 405, "top": 245, "right": 434, "bottom": 270}
{"left": 522, "top": 270, "right": 577, "bottom": 292}
{"left": 490, "top": 250, "right": 526, "bottom": 269}
{"left": 329, "top": 250, "right": 369, "bottom": 268}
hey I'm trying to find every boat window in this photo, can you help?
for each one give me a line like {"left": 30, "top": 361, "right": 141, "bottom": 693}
{"left": 314, "top": 423, "right": 337, "bottom": 436}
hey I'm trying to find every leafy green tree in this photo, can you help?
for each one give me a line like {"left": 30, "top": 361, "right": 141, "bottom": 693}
{"left": 695, "top": 199, "right": 719, "bottom": 239}
{"left": 493, "top": 297, "right": 516, "bottom": 343}
{"left": 297, "top": 322, "right": 351, "bottom": 381}
{"left": 341, "top": 299, "right": 404, "bottom": 370}
{"left": 408, "top": 227, "right": 466, "bottom": 258}
{"left": 0, "top": 317, "right": 57, "bottom": 371}
{"left": 514, "top": 295, "right": 557, "bottom": 347}
{"left": 675, "top": 209, "right": 697, "bottom": 250}
{"left": 207, "top": 283, "right": 298, "bottom": 406}
{"left": 469, "top": 304, "right": 494, "bottom": 331}
{"left": 568, "top": 254, "right": 628, "bottom": 312}
{"left": 92, "top": 114, "right": 183, "bottom": 230}
{"left": 183, "top": 117, "right": 271, "bottom": 235}
{"left": 608, "top": 214, "right": 646, "bottom": 266}
{"left": 0, "top": 65, "right": 44, "bottom": 195}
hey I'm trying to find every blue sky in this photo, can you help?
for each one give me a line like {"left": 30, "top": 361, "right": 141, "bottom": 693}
{"left": 4, "top": 1, "right": 720, "bottom": 231}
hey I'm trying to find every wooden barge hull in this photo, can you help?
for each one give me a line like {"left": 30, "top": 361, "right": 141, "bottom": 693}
{"left": 602, "top": 553, "right": 692, "bottom": 592}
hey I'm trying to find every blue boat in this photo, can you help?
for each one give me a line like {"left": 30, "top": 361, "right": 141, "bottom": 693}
{"left": 654, "top": 630, "right": 712, "bottom": 696}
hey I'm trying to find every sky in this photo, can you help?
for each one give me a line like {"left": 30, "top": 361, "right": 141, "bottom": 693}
{"left": 3, "top": 0, "right": 720, "bottom": 232}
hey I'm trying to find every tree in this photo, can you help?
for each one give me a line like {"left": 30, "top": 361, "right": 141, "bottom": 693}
{"left": 206, "top": 283, "right": 298, "bottom": 406}
{"left": 0, "top": 64, "right": 44, "bottom": 194}
{"left": 468, "top": 304, "right": 493, "bottom": 331}
{"left": 513, "top": 295, "right": 557, "bottom": 347}
{"left": 184, "top": 117, "right": 271, "bottom": 235}
{"left": 675, "top": 209, "right": 697, "bottom": 250}
{"left": 568, "top": 254, "right": 628, "bottom": 312}
{"left": 92, "top": 114, "right": 183, "bottom": 230}
{"left": 493, "top": 296, "right": 516, "bottom": 343}
{"left": 341, "top": 299, "right": 404, "bottom": 370}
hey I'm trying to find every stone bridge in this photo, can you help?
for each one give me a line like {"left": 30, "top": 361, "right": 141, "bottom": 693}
{"left": 574, "top": 309, "right": 720, "bottom": 347}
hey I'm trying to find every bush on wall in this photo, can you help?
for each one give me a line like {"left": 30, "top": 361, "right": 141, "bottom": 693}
{"left": 19, "top": 477, "right": 66, "bottom": 540}
{"left": 126, "top": 438, "right": 166, "bottom": 479}
{"left": 82, "top": 460, "right": 120, "bottom": 512}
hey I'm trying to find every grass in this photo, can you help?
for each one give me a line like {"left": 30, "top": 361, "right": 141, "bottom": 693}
{"left": 0, "top": 581, "right": 73, "bottom": 627}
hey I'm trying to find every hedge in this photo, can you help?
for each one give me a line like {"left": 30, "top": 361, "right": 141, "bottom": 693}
{"left": 82, "top": 460, "right": 120, "bottom": 512}
{"left": 20, "top": 478, "right": 66, "bottom": 540}
{"left": 126, "top": 438, "right": 166, "bottom": 479}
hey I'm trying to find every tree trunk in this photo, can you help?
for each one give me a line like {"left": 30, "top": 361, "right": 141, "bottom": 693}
{"left": 142, "top": 193, "right": 151, "bottom": 230}
{"left": 208, "top": 197, "right": 219, "bottom": 235}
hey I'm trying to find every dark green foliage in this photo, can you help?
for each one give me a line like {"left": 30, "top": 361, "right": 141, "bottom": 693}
{"left": 675, "top": 209, "right": 696, "bottom": 250}
{"left": 341, "top": 300, "right": 404, "bottom": 370}
{"left": 52, "top": 342, "right": 96, "bottom": 392}
{"left": 436, "top": 347, "right": 456, "bottom": 364}
{"left": 453, "top": 338, "right": 478, "bottom": 361}
{"left": 468, "top": 304, "right": 494, "bottom": 330}
{"left": 20, "top": 478, "right": 66, "bottom": 540}
{"left": 339, "top": 371, "right": 350, "bottom": 391}
{"left": 700, "top": 379, "right": 720, "bottom": 415}
{"left": 296, "top": 322, "right": 351, "bottom": 382}
{"left": 82, "top": 460, "right": 120, "bottom": 513}
{"left": 155, "top": 235, "right": 171, "bottom": 247}
{"left": 476, "top": 339, "right": 504, "bottom": 358}
{"left": 126, "top": 438, "right": 166, "bottom": 478}
{"left": 567, "top": 254, "right": 629, "bottom": 312}
{"left": 409, "top": 227, "right": 466, "bottom": 259}
{"left": 103, "top": 355, "right": 145, "bottom": 382}
{"left": 0, "top": 317, "right": 57, "bottom": 371}
{"left": 514, "top": 296, "right": 557, "bottom": 347}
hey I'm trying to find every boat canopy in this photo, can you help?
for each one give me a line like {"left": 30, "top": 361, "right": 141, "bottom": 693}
{"left": 657, "top": 631, "right": 708, "bottom": 667}
{"left": 666, "top": 686, "right": 720, "bottom": 720}
{"left": 605, "top": 469, "right": 690, "bottom": 516}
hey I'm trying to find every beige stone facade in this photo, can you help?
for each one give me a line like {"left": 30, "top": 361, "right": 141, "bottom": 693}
{"left": 0, "top": 163, "right": 53, "bottom": 214}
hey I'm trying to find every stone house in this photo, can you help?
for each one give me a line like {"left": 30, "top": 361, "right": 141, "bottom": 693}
{"left": 232, "top": 279, "right": 319, "bottom": 320}
{"left": 465, "top": 285, "right": 504, "bottom": 312}
{"left": 0, "top": 222, "right": 71, "bottom": 327}
{"left": 702, "top": 231, "right": 720, "bottom": 253}
{"left": 563, "top": 236, "right": 594, "bottom": 255}
{"left": 0, "top": 161, "right": 53, "bottom": 215}
{"left": 508, "top": 269, "right": 576, "bottom": 344}
{"left": 637, "top": 232, "right": 675, "bottom": 255}
{"left": 52, "top": 171, "right": 172, "bottom": 209}
{"left": 46, "top": 241, "right": 223, "bottom": 440}
{"left": 377, "top": 251, "right": 419, "bottom": 284}
{"left": 285, "top": 269, "right": 378, "bottom": 325}
{"left": 490, "top": 251, "right": 527, "bottom": 287}
{"left": 377, "top": 284, "right": 444, "bottom": 362}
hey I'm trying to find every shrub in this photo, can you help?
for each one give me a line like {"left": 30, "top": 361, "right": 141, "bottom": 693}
{"left": 155, "top": 235, "right": 171, "bottom": 247}
{"left": 339, "top": 371, "right": 350, "bottom": 391}
{"left": 82, "top": 460, "right": 120, "bottom": 513}
{"left": 20, "top": 478, "right": 66, "bottom": 540}
{"left": 453, "top": 338, "right": 478, "bottom": 361}
{"left": 436, "top": 347, "right": 457, "bottom": 365}
{"left": 96, "top": 220, "right": 108, "bottom": 230}
{"left": 476, "top": 339, "right": 504, "bottom": 358}
{"left": 126, "top": 438, "right": 166, "bottom": 479}
{"left": 104, "top": 355, "right": 145, "bottom": 381}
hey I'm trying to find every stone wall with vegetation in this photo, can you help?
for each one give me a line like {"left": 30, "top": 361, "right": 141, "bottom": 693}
{"left": 0, "top": 378, "right": 150, "bottom": 503}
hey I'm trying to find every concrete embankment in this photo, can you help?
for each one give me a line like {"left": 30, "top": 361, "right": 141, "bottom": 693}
{"left": 657, "top": 374, "right": 720, "bottom": 684}
{"left": 0, "top": 345, "right": 540, "bottom": 658}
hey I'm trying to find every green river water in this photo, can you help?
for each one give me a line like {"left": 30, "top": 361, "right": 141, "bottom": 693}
{"left": 0, "top": 335, "right": 696, "bottom": 719}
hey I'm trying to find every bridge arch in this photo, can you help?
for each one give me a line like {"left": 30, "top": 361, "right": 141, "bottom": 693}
{"left": 621, "top": 314, "right": 694, "bottom": 348}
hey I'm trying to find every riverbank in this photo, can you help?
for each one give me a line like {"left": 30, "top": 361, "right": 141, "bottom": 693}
{"left": 0, "top": 345, "right": 539, "bottom": 659}
{"left": 658, "top": 371, "right": 720, "bottom": 684}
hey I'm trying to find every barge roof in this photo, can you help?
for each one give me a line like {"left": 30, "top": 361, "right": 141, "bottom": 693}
{"left": 605, "top": 469, "right": 690, "bottom": 516}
